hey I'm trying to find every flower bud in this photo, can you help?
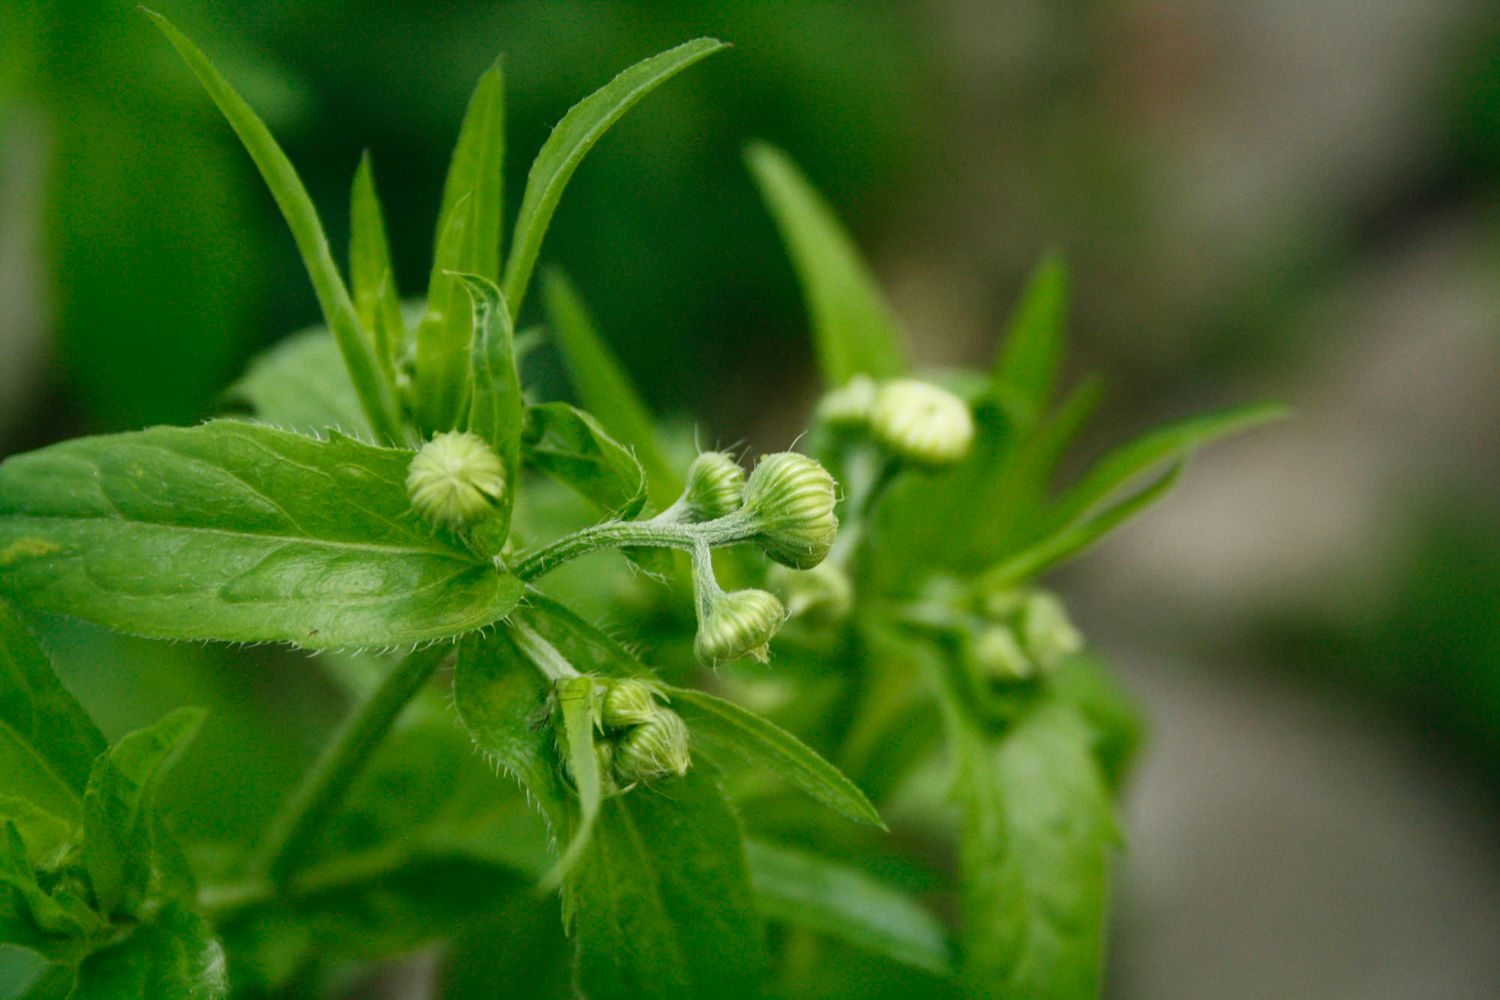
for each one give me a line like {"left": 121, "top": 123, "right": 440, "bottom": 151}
{"left": 600, "top": 678, "right": 662, "bottom": 730}
{"left": 869, "top": 379, "right": 974, "bottom": 466}
{"left": 683, "top": 451, "right": 746, "bottom": 521}
{"left": 1020, "top": 592, "right": 1083, "bottom": 669}
{"left": 406, "top": 431, "right": 506, "bottom": 529}
{"left": 816, "top": 374, "right": 877, "bottom": 430}
{"left": 967, "top": 625, "right": 1033, "bottom": 682}
{"left": 742, "top": 452, "right": 839, "bottom": 569}
{"left": 694, "top": 588, "right": 785, "bottom": 664}
{"left": 614, "top": 709, "right": 691, "bottom": 783}
{"left": 768, "top": 562, "right": 853, "bottom": 624}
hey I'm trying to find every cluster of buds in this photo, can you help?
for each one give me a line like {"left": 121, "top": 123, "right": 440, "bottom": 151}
{"left": 405, "top": 431, "right": 506, "bottom": 530}
{"left": 563, "top": 678, "right": 692, "bottom": 791}
{"left": 818, "top": 375, "right": 975, "bottom": 468}
{"left": 964, "top": 588, "right": 1085, "bottom": 684}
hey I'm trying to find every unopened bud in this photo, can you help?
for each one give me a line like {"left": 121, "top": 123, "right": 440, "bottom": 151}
{"left": 869, "top": 379, "right": 974, "bottom": 467}
{"left": 695, "top": 588, "right": 785, "bottom": 664}
{"left": 968, "top": 625, "right": 1033, "bottom": 682}
{"left": 683, "top": 451, "right": 746, "bottom": 521}
{"left": 742, "top": 452, "right": 839, "bottom": 570}
{"left": 406, "top": 431, "right": 505, "bottom": 529}
{"left": 816, "top": 374, "right": 877, "bottom": 430}
{"left": 1020, "top": 592, "right": 1083, "bottom": 669}
{"left": 614, "top": 709, "right": 691, "bottom": 783}
{"left": 600, "top": 678, "right": 662, "bottom": 730}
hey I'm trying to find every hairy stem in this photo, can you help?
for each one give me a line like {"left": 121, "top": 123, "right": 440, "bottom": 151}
{"left": 510, "top": 512, "right": 755, "bottom": 581}
{"left": 247, "top": 643, "right": 451, "bottom": 886}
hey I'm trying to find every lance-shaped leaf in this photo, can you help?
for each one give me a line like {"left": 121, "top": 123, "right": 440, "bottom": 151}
{"left": 226, "top": 326, "right": 370, "bottom": 438}
{"left": 992, "top": 253, "right": 1069, "bottom": 426}
{"left": 458, "top": 274, "right": 522, "bottom": 550}
{"left": 522, "top": 403, "right": 647, "bottom": 519}
{"left": 82, "top": 707, "right": 204, "bottom": 918}
{"left": 746, "top": 839, "right": 954, "bottom": 977}
{"left": 544, "top": 675, "right": 604, "bottom": 889}
{"left": 70, "top": 903, "right": 227, "bottom": 1000}
{"left": 145, "top": 10, "right": 401, "bottom": 443}
{"left": 569, "top": 763, "right": 768, "bottom": 1000}
{"left": 349, "top": 154, "right": 403, "bottom": 381}
{"left": 957, "top": 701, "right": 1116, "bottom": 1000}
{"left": 542, "top": 271, "right": 680, "bottom": 507}
{"left": 435, "top": 59, "right": 506, "bottom": 284}
{"left": 746, "top": 142, "right": 908, "bottom": 387}
{"left": 667, "top": 687, "right": 883, "bottom": 828}
{"left": 502, "top": 39, "right": 727, "bottom": 318}
{"left": 0, "top": 422, "right": 523, "bottom": 648}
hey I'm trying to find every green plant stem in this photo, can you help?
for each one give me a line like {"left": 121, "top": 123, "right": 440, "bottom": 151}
{"left": 510, "top": 512, "right": 755, "bottom": 581}
{"left": 247, "top": 643, "right": 451, "bottom": 887}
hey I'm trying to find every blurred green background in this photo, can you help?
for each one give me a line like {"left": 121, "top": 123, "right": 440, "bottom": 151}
{"left": 2, "top": 1, "right": 1498, "bottom": 996}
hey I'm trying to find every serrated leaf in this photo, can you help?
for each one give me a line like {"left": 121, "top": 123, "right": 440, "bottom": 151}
{"left": 225, "top": 326, "right": 370, "bottom": 438}
{"left": 570, "top": 764, "right": 767, "bottom": 1000}
{"left": 745, "top": 839, "right": 954, "bottom": 977}
{"left": 458, "top": 274, "right": 522, "bottom": 549}
{"left": 958, "top": 701, "right": 1115, "bottom": 1000}
{"left": 502, "top": 39, "right": 727, "bottom": 318}
{"left": 349, "top": 153, "right": 401, "bottom": 382}
{"left": 145, "top": 10, "right": 401, "bottom": 443}
{"left": 992, "top": 253, "right": 1068, "bottom": 424}
{"left": 542, "top": 270, "right": 680, "bottom": 507}
{"left": 83, "top": 708, "right": 204, "bottom": 918}
{"left": 70, "top": 903, "right": 227, "bottom": 1000}
{"left": 521, "top": 402, "right": 647, "bottom": 518}
{"left": 667, "top": 687, "right": 883, "bottom": 828}
{"left": 746, "top": 142, "right": 907, "bottom": 387}
{"left": 0, "top": 422, "right": 523, "bottom": 648}
{"left": 0, "top": 601, "right": 105, "bottom": 820}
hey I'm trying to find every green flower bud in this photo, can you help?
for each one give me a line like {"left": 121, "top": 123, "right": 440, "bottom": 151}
{"left": 869, "top": 379, "right": 975, "bottom": 466}
{"left": 768, "top": 562, "right": 853, "bottom": 624}
{"left": 614, "top": 708, "right": 691, "bottom": 783}
{"left": 694, "top": 588, "right": 786, "bottom": 664}
{"left": 683, "top": 451, "right": 746, "bottom": 521}
{"left": 600, "top": 678, "right": 662, "bottom": 730}
{"left": 742, "top": 452, "right": 839, "bottom": 569}
{"left": 816, "top": 374, "right": 877, "bottom": 430}
{"left": 967, "top": 625, "right": 1033, "bottom": 682}
{"left": 406, "top": 431, "right": 506, "bottom": 529}
{"left": 1020, "top": 592, "right": 1083, "bottom": 669}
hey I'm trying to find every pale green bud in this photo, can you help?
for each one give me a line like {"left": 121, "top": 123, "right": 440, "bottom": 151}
{"left": 1020, "top": 592, "right": 1084, "bottom": 669}
{"left": 694, "top": 588, "right": 786, "bottom": 664}
{"left": 816, "top": 374, "right": 878, "bottom": 430}
{"left": 968, "top": 625, "right": 1033, "bottom": 682}
{"left": 600, "top": 678, "right": 662, "bottom": 730}
{"left": 768, "top": 562, "right": 853, "bottom": 624}
{"left": 683, "top": 451, "right": 746, "bottom": 521}
{"left": 614, "top": 708, "right": 691, "bottom": 783}
{"left": 742, "top": 452, "right": 839, "bottom": 569}
{"left": 869, "top": 379, "right": 975, "bottom": 466}
{"left": 406, "top": 431, "right": 505, "bottom": 529}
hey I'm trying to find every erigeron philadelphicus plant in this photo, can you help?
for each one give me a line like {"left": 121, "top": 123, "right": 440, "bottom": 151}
{"left": 0, "top": 12, "right": 1284, "bottom": 1000}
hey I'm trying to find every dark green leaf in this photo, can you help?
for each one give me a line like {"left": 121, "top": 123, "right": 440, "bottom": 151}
{"left": 668, "top": 687, "right": 883, "bottom": 828}
{"left": 82, "top": 708, "right": 204, "bottom": 918}
{"left": 570, "top": 764, "right": 767, "bottom": 1000}
{"left": 957, "top": 701, "right": 1115, "bottom": 999}
{"left": 542, "top": 270, "right": 680, "bottom": 507}
{"left": 349, "top": 153, "right": 401, "bottom": 382}
{"left": 992, "top": 253, "right": 1068, "bottom": 424}
{"left": 746, "top": 142, "right": 907, "bottom": 387}
{"left": 225, "top": 327, "right": 370, "bottom": 438}
{"left": 502, "top": 39, "right": 727, "bottom": 318}
{"left": 746, "top": 839, "right": 953, "bottom": 976}
{"left": 146, "top": 10, "right": 401, "bottom": 442}
{"left": 0, "top": 422, "right": 523, "bottom": 648}
{"left": 1, "top": 820, "right": 100, "bottom": 953}
{"left": 70, "top": 903, "right": 226, "bottom": 1000}
{"left": 458, "top": 274, "right": 522, "bottom": 548}
{"left": 522, "top": 403, "right": 647, "bottom": 518}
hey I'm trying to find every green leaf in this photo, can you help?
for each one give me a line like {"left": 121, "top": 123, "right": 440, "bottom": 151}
{"left": 435, "top": 59, "right": 506, "bottom": 285}
{"left": 225, "top": 326, "right": 370, "bottom": 438}
{"left": 0, "top": 601, "right": 105, "bottom": 819}
{"left": 1, "top": 820, "right": 100, "bottom": 953}
{"left": 992, "top": 253, "right": 1068, "bottom": 424}
{"left": 746, "top": 142, "right": 907, "bottom": 387}
{"left": 0, "top": 422, "right": 524, "bottom": 648}
{"left": 542, "top": 270, "right": 681, "bottom": 507}
{"left": 745, "top": 839, "right": 954, "bottom": 977}
{"left": 458, "top": 274, "right": 522, "bottom": 547}
{"left": 1049, "top": 654, "right": 1146, "bottom": 792}
{"left": 145, "top": 10, "right": 401, "bottom": 443}
{"left": 414, "top": 195, "right": 477, "bottom": 433}
{"left": 570, "top": 764, "right": 768, "bottom": 1000}
{"left": 502, "top": 39, "right": 727, "bottom": 318}
{"left": 522, "top": 403, "right": 647, "bottom": 518}
{"left": 544, "top": 675, "right": 603, "bottom": 889}
{"left": 957, "top": 701, "right": 1116, "bottom": 1000}
{"left": 82, "top": 708, "right": 204, "bottom": 918}
{"left": 667, "top": 687, "right": 883, "bottom": 828}
{"left": 349, "top": 153, "right": 402, "bottom": 382}
{"left": 70, "top": 903, "right": 227, "bottom": 1000}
